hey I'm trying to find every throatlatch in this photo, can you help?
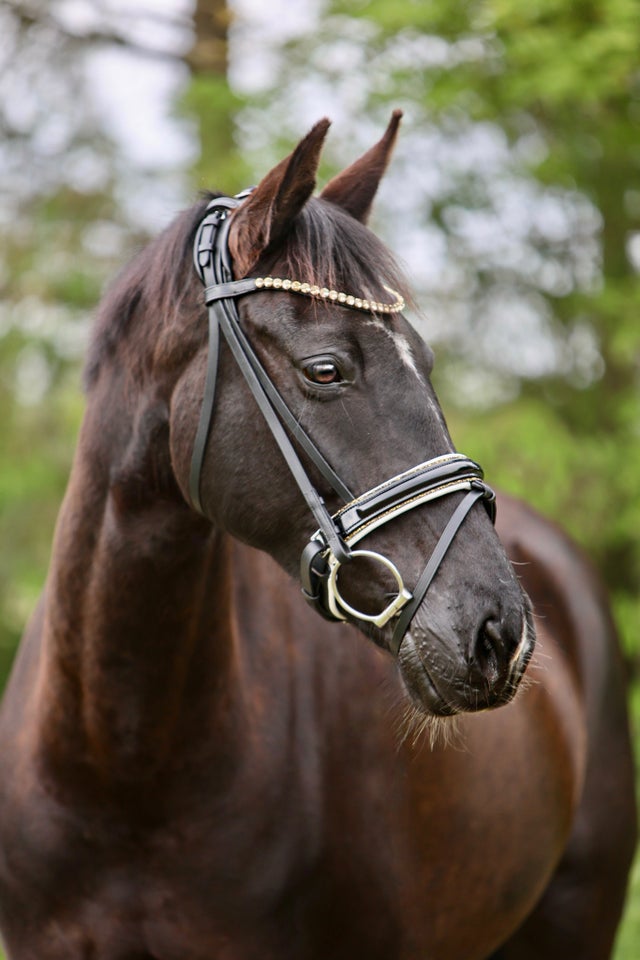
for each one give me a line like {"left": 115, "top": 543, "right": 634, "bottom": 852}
{"left": 190, "top": 194, "right": 496, "bottom": 656}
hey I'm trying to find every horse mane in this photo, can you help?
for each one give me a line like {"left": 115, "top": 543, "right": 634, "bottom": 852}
{"left": 84, "top": 193, "right": 412, "bottom": 391}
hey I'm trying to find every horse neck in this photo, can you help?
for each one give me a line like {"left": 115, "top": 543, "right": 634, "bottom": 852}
{"left": 38, "top": 369, "right": 244, "bottom": 784}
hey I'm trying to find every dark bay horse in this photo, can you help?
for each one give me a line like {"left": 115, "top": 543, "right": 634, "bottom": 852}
{"left": 0, "top": 114, "right": 636, "bottom": 959}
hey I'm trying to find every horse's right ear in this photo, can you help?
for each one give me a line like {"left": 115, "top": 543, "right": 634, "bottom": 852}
{"left": 320, "top": 110, "right": 402, "bottom": 224}
{"left": 228, "top": 119, "right": 331, "bottom": 277}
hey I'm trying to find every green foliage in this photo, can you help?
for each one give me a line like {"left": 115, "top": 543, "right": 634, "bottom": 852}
{"left": 453, "top": 0, "right": 640, "bottom": 663}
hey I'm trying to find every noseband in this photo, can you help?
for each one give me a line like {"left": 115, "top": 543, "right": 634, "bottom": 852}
{"left": 190, "top": 193, "right": 496, "bottom": 656}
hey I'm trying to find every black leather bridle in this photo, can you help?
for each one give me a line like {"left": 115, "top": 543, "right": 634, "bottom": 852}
{"left": 189, "top": 193, "right": 496, "bottom": 656}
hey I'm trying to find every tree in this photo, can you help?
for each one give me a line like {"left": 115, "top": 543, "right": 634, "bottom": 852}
{"left": 185, "top": 0, "right": 249, "bottom": 191}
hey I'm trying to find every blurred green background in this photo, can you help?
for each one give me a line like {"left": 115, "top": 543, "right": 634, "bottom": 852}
{"left": 0, "top": 0, "right": 638, "bottom": 955}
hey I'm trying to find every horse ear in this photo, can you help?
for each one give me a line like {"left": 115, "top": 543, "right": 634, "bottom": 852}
{"left": 228, "top": 118, "right": 331, "bottom": 277}
{"left": 320, "top": 110, "right": 402, "bottom": 224}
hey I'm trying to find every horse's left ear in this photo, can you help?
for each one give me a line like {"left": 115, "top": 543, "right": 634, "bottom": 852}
{"left": 228, "top": 118, "right": 331, "bottom": 277}
{"left": 320, "top": 110, "right": 402, "bottom": 224}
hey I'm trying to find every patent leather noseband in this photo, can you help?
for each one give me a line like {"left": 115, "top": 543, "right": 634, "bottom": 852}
{"left": 189, "top": 193, "right": 496, "bottom": 656}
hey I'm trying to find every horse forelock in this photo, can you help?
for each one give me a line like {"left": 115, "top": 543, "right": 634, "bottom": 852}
{"left": 278, "top": 197, "right": 413, "bottom": 311}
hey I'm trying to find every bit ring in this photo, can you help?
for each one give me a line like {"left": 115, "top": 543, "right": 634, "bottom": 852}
{"left": 326, "top": 549, "right": 413, "bottom": 628}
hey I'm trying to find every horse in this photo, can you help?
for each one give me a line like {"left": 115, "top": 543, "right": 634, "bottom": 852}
{"left": 0, "top": 112, "right": 636, "bottom": 960}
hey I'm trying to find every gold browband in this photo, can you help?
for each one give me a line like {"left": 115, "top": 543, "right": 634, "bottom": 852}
{"left": 254, "top": 277, "right": 405, "bottom": 315}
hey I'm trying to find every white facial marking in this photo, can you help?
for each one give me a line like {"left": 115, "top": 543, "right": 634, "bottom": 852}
{"left": 365, "top": 317, "right": 426, "bottom": 386}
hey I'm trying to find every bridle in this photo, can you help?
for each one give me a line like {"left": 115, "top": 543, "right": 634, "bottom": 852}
{"left": 189, "top": 193, "right": 496, "bottom": 656}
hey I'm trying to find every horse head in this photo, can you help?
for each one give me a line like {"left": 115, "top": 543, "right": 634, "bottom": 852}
{"left": 168, "top": 114, "right": 535, "bottom": 716}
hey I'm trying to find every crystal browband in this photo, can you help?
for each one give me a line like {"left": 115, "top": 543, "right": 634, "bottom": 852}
{"left": 254, "top": 277, "right": 405, "bottom": 315}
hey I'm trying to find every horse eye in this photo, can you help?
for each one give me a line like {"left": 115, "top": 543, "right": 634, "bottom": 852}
{"left": 303, "top": 359, "right": 342, "bottom": 385}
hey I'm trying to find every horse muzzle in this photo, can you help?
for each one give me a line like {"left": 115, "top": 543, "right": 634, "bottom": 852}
{"left": 397, "top": 588, "right": 536, "bottom": 715}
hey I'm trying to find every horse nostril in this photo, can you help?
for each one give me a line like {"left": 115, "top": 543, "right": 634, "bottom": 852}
{"left": 470, "top": 617, "right": 509, "bottom": 687}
